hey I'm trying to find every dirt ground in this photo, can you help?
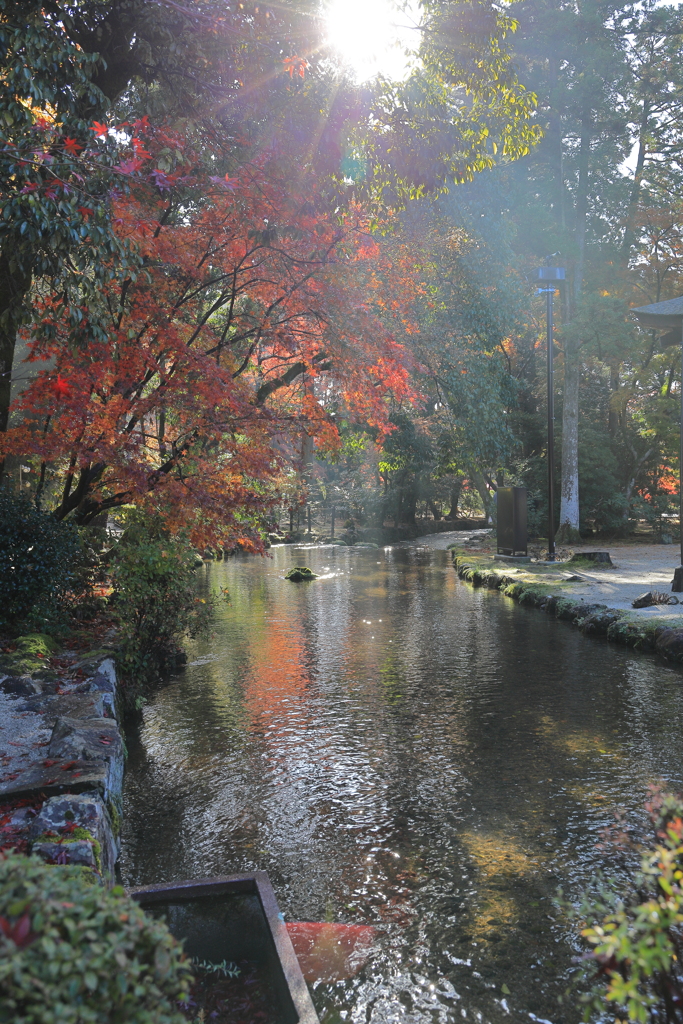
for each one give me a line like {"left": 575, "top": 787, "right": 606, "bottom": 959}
{"left": 412, "top": 529, "right": 683, "bottom": 621}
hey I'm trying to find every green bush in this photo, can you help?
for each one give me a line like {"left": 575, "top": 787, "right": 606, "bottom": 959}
{"left": 568, "top": 789, "right": 683, "bottom": 1021}
{"left": 0, "top": 489, "right": 82, "bottom": 630}
{"left": 0, "top": 852, "right": 192, "bottom": 1023}
{"left": 109, "top": 516, "right": 213, "bottom": 706}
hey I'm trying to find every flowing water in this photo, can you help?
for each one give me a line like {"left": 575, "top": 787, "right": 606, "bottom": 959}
{"left": 121, "top": 544, "right": 683, "bottom": 1024}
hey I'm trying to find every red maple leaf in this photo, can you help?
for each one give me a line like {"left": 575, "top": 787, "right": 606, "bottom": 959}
{"left": 90, "top": 121, "right": 109, "bottom": 138}
{"left": 132, "top": 138, "right": 151, "bottom": 160}
{"left": 63, "top": 137, "right": 83, "bottom": 156}
{"left": 115, "top": 158, "right": 143, "bottom": 176}
{"left": 283, "top": 56, "right": 308, "bottom": 79}
{"left": 52, "top": 374, "right": 70, "bottom": 399}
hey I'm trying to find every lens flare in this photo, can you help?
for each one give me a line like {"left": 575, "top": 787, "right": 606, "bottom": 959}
{"left": 325, "top": 0, "right": 417, "bottom": 82}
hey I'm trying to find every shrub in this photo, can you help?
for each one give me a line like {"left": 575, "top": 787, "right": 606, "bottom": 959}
{"left": 0, "top": 489, "right": 81, "bottom": 630}
{"left": 0, "top": 852, "right": 192, "bottom": 1023}
{"left": 568, "top": 789, "right": 683, "bottom": 1022}
{"left": 109, "top": 516, "right": 213, "bottom": 706}
{"left": 631, "top": 492, "right": 679, "bottom": 541}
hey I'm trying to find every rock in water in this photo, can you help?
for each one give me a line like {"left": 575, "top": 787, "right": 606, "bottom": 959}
{"left": 284, "top": 566, "right": 319, "bottom": 581}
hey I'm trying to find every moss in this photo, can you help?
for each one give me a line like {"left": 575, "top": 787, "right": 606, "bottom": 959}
{"left": 70, "top": 864, "right": 100, "bottom": 886}
{"left": 567, "top": 554, "right": 613, "bottom": 569}
{"left": 517, "top": 585, "right": 550, "bottom": 606}
{"left": 500, "top": 580, "right": 523, "bottom": 598}
{"left": 284, "top": 566, "right": 319, "bottom": 581}
{"left": 604, "top": 615, "right": 670, "bottom": 651}
{"left": 579, "top": 609, "right": 620, "bottom": 636}
{"left": 16, "top": 633, "right": 61, "bottom": 656}
{"left": 0, "top": 633, "right": 62, "bottom": 676}
{"left": 32, "top": 827, "right": 103, "bottom": 872}
{"left": 107, "top": 800, "right": 122, "bottom": 838}
{"left": 554, "top": 598, "right": 579, "bottom": 621}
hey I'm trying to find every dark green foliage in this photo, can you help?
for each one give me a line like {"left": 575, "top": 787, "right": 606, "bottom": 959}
{"left": 0, "top": 852, "right": 191, "bottom": 1024}
{"left": 0, "top": 0, "right": 142, "bottom": 352}
{"left": 109, "top": 517, "right": 213, "bottom": 707}
{"left": 578, "top": 427, "right": 627, "bottom": 534}
{"left": 0, "top": 489, "right": 81, "bottom": 629}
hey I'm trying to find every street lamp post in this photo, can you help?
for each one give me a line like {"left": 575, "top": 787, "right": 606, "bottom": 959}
{"left": 631, "top": 296, "right": 683, "bottom": 590}
{"left": 535, "top": 266, "right": 566, "bottom": 561}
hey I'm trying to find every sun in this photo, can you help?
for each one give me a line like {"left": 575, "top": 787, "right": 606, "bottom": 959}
{"left": 324, "top": 0, "right": 418, "bottom": 82}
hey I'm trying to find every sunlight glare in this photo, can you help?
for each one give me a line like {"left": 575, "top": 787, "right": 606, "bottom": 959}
{"left": 325, "top": 0, "right": 417, "bottom": 82}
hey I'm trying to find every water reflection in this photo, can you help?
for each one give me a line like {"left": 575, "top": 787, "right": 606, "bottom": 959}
{"left": 122, "top": 545, "right": 683, "bottom": 1024}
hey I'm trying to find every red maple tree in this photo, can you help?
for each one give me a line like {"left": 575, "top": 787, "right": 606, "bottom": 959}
{"left": 2, "top": 124, "right": 421, "bottom": 547}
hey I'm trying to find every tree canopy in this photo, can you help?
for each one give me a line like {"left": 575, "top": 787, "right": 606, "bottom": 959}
{"left": 5, "top": 0, "right": 682, "bottom": 545}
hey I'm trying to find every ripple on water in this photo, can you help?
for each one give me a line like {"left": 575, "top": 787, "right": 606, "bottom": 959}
{"left": 121, "top": 546, "right": 683, "bottom": 1023}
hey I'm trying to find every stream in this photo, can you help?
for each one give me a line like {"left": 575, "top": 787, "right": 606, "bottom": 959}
{"left": 121, "top": 544, "right": 683, "bottom": 1024}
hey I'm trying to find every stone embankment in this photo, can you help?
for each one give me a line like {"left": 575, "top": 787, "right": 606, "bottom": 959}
{"left": 452, "top": 552, "right": 683, "bottom": 664}
{"left": 0, "top": 654, "right": 124, "bottom": 882}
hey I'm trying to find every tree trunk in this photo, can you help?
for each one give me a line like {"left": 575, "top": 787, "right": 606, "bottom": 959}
{"left": 557, "top": 342, "right": 581, "bottom": 541}
{"left": 608, "top": 362, "right": 620, "bottom": 437}
{"left": 573, "top": 104, "right": 591, "bottom": 307}
{"left": 404, "top": 475, "right": 418, "bottom": 525}
{"left": 547, "top": 59, "right": 565, "bottom": 230}
{"left": 448, "top": 476, "right": 464, "bottom": 519}
{"left": 0, "top": 256, "right": 31, "bottom": 479}
{"left": 557, "top": 103, "right": 591, "bottom": 542}
{"left": 427, "top": 498, "right": 441, "bottom": 521}
{"left": 470, "top": 468, "right": 492, "bottom": 519}
{"left": 620, "top": 98, "right": 650, "bottom": 269}
{"left": 395, "top": 471, "right": 405, "bottom": 525}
